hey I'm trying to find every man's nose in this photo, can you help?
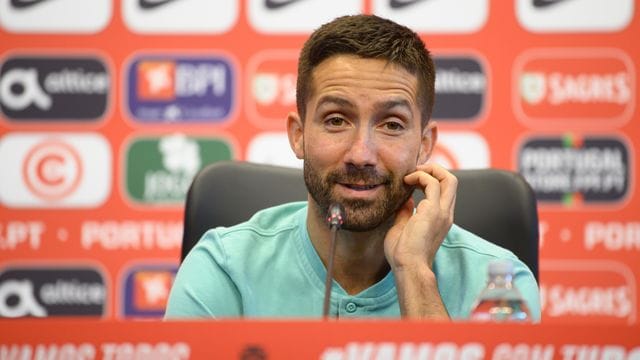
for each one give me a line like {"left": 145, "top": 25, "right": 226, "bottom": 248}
{"left": 343, "top": 127, "right": 377, "bottom": 167}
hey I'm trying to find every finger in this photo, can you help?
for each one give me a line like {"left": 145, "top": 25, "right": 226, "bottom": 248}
{"left": 415, "top": 163, "right": 458, "bottom": 210}
{"left": 404, "top": 170, "right": 440, "bottom": 204}
{"left": 404, "top": 171, "right": 440, "bottom": 202}
{"left": 432, "top": 164, "right": 457, "bottom": 211}
{"left": 416, "top": 163, "right": 451, "bottom": 182}
{"left": 388, "top": 197, "right": 414, "bottom": 240}
{"left": 393, "top": 197, "right": 414, "bottom": 227}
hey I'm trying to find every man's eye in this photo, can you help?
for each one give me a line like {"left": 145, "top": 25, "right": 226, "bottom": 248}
{"left": 327, "top": 117, "right": 345, "bottom": 126}
{"left": 384, "top": 122, "right": 404, "bottom": 131}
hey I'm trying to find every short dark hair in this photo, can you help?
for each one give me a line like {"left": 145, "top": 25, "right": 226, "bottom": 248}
{"left": 296, "top": 14, "right": 436, "bottom": 127}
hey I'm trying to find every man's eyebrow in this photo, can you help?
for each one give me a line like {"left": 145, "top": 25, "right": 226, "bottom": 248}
{"left": 374, "top": 99, "right": 413, "bottom": 114}
{"left": 316, "top": 95, "right": 356, "bottom": 110}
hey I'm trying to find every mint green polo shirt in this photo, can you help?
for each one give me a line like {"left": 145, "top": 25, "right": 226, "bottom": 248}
{"left": 165, "top": 202, "right": 541, "bottom": 321}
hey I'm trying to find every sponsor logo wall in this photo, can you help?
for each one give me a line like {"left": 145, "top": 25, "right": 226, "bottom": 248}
{"left": 0, "top": 1, "right": 638, "bottom": 322}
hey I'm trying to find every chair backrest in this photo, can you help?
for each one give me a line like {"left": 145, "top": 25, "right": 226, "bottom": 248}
{"left": 182, "top": 161, "right": 539, "bottom": 281}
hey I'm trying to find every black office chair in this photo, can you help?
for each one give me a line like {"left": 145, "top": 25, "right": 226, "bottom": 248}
{"left": 181, "top": 161, "right": 539, "bottom": 281}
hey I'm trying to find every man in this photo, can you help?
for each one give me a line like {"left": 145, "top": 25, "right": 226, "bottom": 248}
{"left": 165, "top": 15, "right": 541, "bottom": 320}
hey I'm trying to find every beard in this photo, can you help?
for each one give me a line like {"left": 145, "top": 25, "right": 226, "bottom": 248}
{"left": 304, "top": 159, "right": 414, "bottom": 232}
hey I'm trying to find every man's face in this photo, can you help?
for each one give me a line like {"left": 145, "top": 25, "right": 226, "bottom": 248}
{"left": 289, "top": 55, "right": 435, "bottom": 231}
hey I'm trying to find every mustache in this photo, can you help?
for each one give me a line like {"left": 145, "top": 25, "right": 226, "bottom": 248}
{"left": 325, "top": 165, "right": 390, "bottom": 185}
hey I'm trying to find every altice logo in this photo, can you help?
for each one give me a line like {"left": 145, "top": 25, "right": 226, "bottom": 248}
{"left": 0, "top": 267, "right": 107, "bottom": 318}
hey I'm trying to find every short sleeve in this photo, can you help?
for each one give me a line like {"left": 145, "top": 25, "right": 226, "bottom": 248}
{"left": 164, "top": 230, "right": 243, "bottom": 319}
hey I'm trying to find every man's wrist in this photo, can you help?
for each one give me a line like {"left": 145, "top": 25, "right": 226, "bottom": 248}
{"left": 393, "top": 261, "right": 439, "bottom": 300}
{"left": 393, "top": 263, "right": 449, "bottom": 320}
{"left": 392, "top": 259, "right": 434, "bottom": 276}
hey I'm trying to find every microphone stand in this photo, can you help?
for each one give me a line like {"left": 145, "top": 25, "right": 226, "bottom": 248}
{"left": 322, "top": 203, "right": 344, "bottom": 318}
{"left": 322, "top": 224, "right": 339, "bottom": 318}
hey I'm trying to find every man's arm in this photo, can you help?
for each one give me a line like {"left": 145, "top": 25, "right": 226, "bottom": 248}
{"left": 384, "top": 163, "right": 457, "bottom": 319}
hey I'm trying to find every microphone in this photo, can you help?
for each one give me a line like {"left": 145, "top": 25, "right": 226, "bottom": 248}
{"left": 323, "top": 203, "right": 345, "bottom": 318}
{"left": 326, "top": 203, "right": 345, "bottom": 229}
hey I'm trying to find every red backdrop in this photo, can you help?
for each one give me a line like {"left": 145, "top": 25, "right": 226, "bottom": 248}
{"left": 0, "top": 0, "right": 638, "bottom": 322}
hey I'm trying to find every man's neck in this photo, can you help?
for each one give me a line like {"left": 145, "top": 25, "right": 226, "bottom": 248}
{"left": 306, "top": 196, "right": 392, "bottom": 295}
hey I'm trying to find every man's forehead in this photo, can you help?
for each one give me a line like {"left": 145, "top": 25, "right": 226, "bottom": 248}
{"left": 311, "top": 54, "right": 414, "bottom": 77}
{"left": 307, "top": 55, "right": 419, "bottom": 100}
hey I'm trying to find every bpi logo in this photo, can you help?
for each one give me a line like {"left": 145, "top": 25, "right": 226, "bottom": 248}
{"left": 0, "top": 266, "right": 107, "bottom": 318}
{"left": 516, "top": 0, "right": 633, "bottom": 33}
{"left": 247, "top": 0, "right": 361, "bottom": 34}
{"left": 514, "top": 49, "right": 634, "bottom": 128}
{"left": 0, "top": 132, "right": 111, "bottom": 208}
{"left": 433, "top": 56, "right": 488, "bottom": 121}
{"left": 517, "top": 134, "right": 631, "bottom": 207}
{"left": 372, "top": 0, "right": 488, "bottom": 33}
{"left": 125, "top": 55, "right": 235, "bottom": 123}
{"left": 121, "top": 263, "right": 177, "bottom": 318}
{"left": 0, "top": 55, "right": 110, "bottom": 121}
{"left": 124, "top": 133, "right": 233, "bottom": 205}
{"left": 540, "top": 260, "right": 636, "bottom": 324}
{"left": 431, "top": 131, "right": 490, "bottom": 169}
{"left": 0, "top": 0, "right": 111, "bottom": 34}
{"left": 246, "top": 50, "right": 298, "bottom": 128}
{"left": 122, "top": 0, "right": 237, "bottom": 34}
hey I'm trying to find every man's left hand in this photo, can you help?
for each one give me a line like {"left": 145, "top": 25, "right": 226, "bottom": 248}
{"left": 384, "top": 163, "right": 458, "bottom": 271}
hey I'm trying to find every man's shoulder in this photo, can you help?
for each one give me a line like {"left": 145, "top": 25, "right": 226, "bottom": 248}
{"left": 218, "top": 201, "right": 305, "bottom": 235}
{"left": 442, "top": 224, "right": 518, "bottom": 260}
{"left": 440, "top": 223, "right": 536, "bottom": 282}
{"left": 201, "top": 201, "right": 307, "bottom": 250}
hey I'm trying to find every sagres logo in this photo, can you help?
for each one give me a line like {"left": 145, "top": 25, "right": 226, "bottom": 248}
{"left": 121, "top": 263, "right": 177, "bottom": 318}
{"left": 372, "top": 0, "right": 488, "bottom": 33}
{"left": 247, "top": 132, "right": 303, "bottom": 169}
{"left": 514, "top": 49, "right": 634, "bottom": 127}
{"left": 0, "top": 55, "right": 110, "bottom": 121}
{"left": 0, "top": 132, "right": 111, "bottom": 208}
{"left": 431, "top": 131, "right": 489, "bottom": 169}
{"left": 247, "top": 50, "right": 297, "bottom": 128}
{"left": 540, "top": 260, "right": 636, "bottom": 324}
{"left": 433, "top": 56, "right": 487, "bottom": 121}
{"left": 122, "top": 0, "right": 237, "bottom": 34}
{"left": 124, "top": 133, "right": 233, "bottom": 205}
{"left": 248, "top": 0, "right": 361, "bottom": 34}
{"left": 0, "top": 0, "right": 111, "bottom": 34}
{"left": 517, "top": 134, "right": 631, "bottom": 207}
{"left": 0, "top": 266, "right": 107, "bottom": 318}
{"left": 126, "top": 55, "right": 235, "bottom": 123}
{"left": 516, "top": 0, "right": 633, "bottom": 33}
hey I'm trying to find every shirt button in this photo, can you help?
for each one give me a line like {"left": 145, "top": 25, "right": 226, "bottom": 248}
{"left": 345, "top": 302, "right": 357, "bottom": 313}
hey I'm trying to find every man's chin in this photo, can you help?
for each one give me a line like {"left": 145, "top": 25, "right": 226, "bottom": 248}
{"left": 341, "top": 222, "right": 384, "bottom": 232}
{"left": 339, "top": 191, "right": 413, "bottom": 232}
{"left": 338, "top": 201, "right": 389, "bottom": 232}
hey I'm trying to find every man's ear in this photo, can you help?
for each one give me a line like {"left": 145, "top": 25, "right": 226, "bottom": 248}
{"left": 287, "top": 111, "right": 304, "bottom": 159}
{"left": 418, "top": 120, "right": 438, "bottom": 165}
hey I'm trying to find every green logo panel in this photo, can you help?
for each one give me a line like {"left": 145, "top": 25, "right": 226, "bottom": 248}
{"left": 125, "top": 134, "right": 233, "bottom": 205}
